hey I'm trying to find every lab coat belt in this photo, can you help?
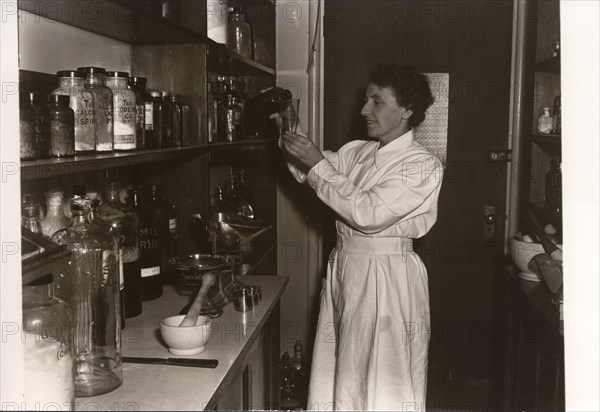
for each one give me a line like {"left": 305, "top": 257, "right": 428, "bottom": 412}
{"left": 337, "top": 236, "right": 413, "bottom": 254}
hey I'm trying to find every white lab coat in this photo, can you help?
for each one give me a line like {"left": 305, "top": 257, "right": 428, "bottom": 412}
{"left": 286, "top": 130, "right": 443, "bottom": 411}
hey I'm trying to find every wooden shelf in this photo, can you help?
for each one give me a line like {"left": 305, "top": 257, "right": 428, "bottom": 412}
{"left": 17, "top": 0, "right": 209, "bottom": 44}
{"left": 531, "top": 133, "right": 561, "bottom": 144}
{"left": 20, "top": 146, "right": 209, "bottom": 181}
{"left": 208, "top": 138, "right": 274, "bottom": 151}
{"left": 535, "top": 56, "right": 561, "bottom": 73}
{"left": 207, "top": 41, "right": 276, "bottom": 76}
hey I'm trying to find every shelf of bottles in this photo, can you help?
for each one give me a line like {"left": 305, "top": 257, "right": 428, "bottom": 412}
{"left": 207, "top": 41, "right": 276, "bottom": 76}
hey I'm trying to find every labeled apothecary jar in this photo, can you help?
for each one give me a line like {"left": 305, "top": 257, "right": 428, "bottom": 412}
{"left": 19, "top": 91, "right": 49, "bottom": 160}
{"left": 78, "top": 67, "right": 114, "bottom": 153}
{"left": 106, "top": 72, "right": 137, "bottom": 151}
{"left": 47, "top": 95, "right": 75, "bottom": 158}
{"left": 52, "top": 70, "right": 95, "bottom": 154}
{"left": 23, "top": 274, "right": 75, "bottom": 410}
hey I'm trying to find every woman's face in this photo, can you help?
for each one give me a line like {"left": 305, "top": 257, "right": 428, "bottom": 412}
{"left": 361, "top": 83, "right": 412, "bottom": 145}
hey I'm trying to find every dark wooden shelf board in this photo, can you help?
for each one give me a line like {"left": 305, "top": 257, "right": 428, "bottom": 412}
{"left": 531, "top": 133, "right": 561, "bottom": 145}
{"left": 207, "top": 41, "right": 276, "bottom": 76}
{"left": 535, "top": 56, "right": 561, "bottom": 73}
{"left": 20, "top": 146, "right": 209, "bottom": 181}
{"left": 17, "top": 0, "right": 209, "bottom": 44}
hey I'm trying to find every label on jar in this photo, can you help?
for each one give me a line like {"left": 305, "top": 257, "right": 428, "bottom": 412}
{"left": 145, "top": 102, "right": 154, "bottom": 130}
{"left": 136, "top": 104, "right": 145, "bottom": 130}
{"left": 141, "top": 266, "right": 160, "bottom": 278}
{"left": 115, "top": 134, "right": 135, "bottom": 144}
{"left": 169, "top": 218, "right": 177, "bottom": 231}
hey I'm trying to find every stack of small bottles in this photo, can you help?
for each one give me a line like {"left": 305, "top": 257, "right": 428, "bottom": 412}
{"left": 280, "top": 340, "right": 309, "bottom": 411}
{"left": 20, "top": 68, "right": 191, "bottom": 161}
{"left": 207, "top": 76, "right": 248, "bottom": 143}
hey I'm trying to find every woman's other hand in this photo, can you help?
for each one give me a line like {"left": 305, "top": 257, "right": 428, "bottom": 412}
{"left": 281, "top": 131, "right": 325, "bottom": 169}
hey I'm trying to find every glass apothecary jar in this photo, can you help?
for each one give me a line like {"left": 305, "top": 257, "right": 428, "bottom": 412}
{"left": 52, "top": 71, "right": 95, "bottom": 154}
{"left": 50, "top": 198, "right": 122, "bottom": 397}
{"left": 227, "top": 6, "right": 252, "bottom": 59}
{"left": 20, "top": 91, "right": 50, "bottom": 160}
{"left": 47, "top": 95, "right": 75, "bottom": 158}
{"left": 78, "top": 67, "right": 114, "bottom": 153}
{"left": 23, "top": 274, "right": 75, "bottom": 410}
{"left": 106, "top": 72, "right": 137, "bottom": 151}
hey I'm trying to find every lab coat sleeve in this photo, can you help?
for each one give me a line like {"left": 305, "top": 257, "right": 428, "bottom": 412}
{"left": 306, "top": 153, "right": 443, "bottom": 234}
{"left": 285, "top": 149, "right": 340, "bottom": 184}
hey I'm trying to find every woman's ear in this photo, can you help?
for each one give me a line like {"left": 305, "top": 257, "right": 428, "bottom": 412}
{"left": 401, "top": 106, "right": 414, "bottom": 120}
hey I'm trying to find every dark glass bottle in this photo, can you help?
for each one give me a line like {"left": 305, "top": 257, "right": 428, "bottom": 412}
{"left": 129, "top": 77, "right": 149, "bottom": 150}
{"left": 207, "top": 82, "right": 216, "bottom": 143}
{"left": 20, "top": 92, "right": 49, "bottom": 160}
{"left": 98, "top": 182, "right": 142, "bottom": 318}
{"left": 214, "top": 77, "right": 227, "bottom": 142}
{"left": 166, "top": 93, "right": 183, "bottom": 147}
{"left": 141, "top": 184, "right": 177, "bottom": 284}
{"left": 161, "top": 91, "right": 175, "bottom": 148}
{"left": 146, "top": 90, "right": 167, "bottom": 149}
{"left": 47, "top": 95, "right": 75, "bottom": 158}
{"left": 545, "top": 157, "right": 562, "bottom": 213}
{"left": 131, "top": 188, "right": 163, "bottom": 300}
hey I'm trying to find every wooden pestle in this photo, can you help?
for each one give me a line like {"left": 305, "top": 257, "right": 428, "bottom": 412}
{"left": 179, "top": 272, "right": 217, "bottom": 327}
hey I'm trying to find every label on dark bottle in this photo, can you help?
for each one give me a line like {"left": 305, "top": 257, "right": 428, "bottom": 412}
{"left": 145, "top": 102, "right": 154, "bottom": 130}
{"left": 141, "top": 266, "right": 160, "bottom": 278}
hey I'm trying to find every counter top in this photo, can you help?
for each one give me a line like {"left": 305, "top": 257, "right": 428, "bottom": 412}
{"left": 503, "top": 265, "right": 563, "bottom": 337}
{"left": 75, "top": 276, "right": 288, "bottom": 411}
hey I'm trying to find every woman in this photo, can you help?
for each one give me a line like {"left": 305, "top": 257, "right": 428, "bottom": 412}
{"left": 281, "top": 64, "right": 443, "bottom": 411}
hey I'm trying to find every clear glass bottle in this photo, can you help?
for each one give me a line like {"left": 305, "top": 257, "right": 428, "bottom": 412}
{"left": 20, "top": 91, "right": 50, "bottom": 160}
{"left": 141, "top": 184, "right": 177, "bottom": 284}
{"left": 161, "top": 91, "right": 175, "bottom": 148}
{"left": 97, "top": 182, "right": 142, "bottom": 318}
{"left": 41, "top": 191, "right": 71, "bottom": 237}
{"left": 78, "top": 67, "right": 114, "bottom": 153}
{"left": 88, "top": 192, "right": 126, "bottom": 328}
{"left": 22, "top": 274, "right": 75, "bottom": 409}
{"left": 52, "top": 70, "right": 96, "bottom": 154}
{"left": 50, "top": 198, "right": 122, "bottom": 397}
{"left": 537, "top": 107, "right": 553, "bottom": 134}
{"left": 47, "top": 95, "right": 75, "bottom": 158}
{"left": 227, "top": 6, "right": 252, "bottom": 58}
{"left": 22, "top": 202, "right": 43, "bottom": 234}
{"left": 225, "top": 174, "right": 254, "bottom": 218}
{"left": 129, "top": 77, "right": 149, "bottom": 150}
{"left": 545, "top": 157, "right": 562, "bottom": 213}
{"left": 207, "top": 82, "right": 217, "bottom": 143}
{"left": 131, "top": 188, "right": 163, "bottom": 300}
{"left": 106, "top": 72, "right": 137, "bottom": 151}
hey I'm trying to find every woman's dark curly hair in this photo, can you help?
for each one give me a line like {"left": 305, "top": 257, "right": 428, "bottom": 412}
{"left": 369, "top": 64, "right": 434, "bottom": 127}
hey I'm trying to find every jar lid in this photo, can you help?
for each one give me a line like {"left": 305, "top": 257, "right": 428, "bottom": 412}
{"left": 106, "top": 71, "right": 130, "bottom": 78}
{"left": 149, "top": 90, "right": 162, "bottom": 98}
{"left": 77, "top": 66, "right": 106, "bottom": 75}
{"left": 48, "top": 94, "right": 71, "bottom": 105}
{"left": 24, "top": 273, "right": 54, "bottom": 287}
{"left": 57, "top": 70, "right": 85, "bottom": 79}
{"left": 161, "top": 91, "right": 172, "bottom": 97}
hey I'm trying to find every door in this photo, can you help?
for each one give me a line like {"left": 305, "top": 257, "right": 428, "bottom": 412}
{"left": 322, "top": 0, "right": 514, "bottom": 407}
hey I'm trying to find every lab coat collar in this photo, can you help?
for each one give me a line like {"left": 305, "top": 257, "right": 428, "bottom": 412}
{"left": 357, "top": 130, "right": 415, "bottom": 168}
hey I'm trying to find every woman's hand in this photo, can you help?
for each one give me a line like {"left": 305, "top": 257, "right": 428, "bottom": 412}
{"left": 281, "top": 131, "right": 325, "bottom": 169}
